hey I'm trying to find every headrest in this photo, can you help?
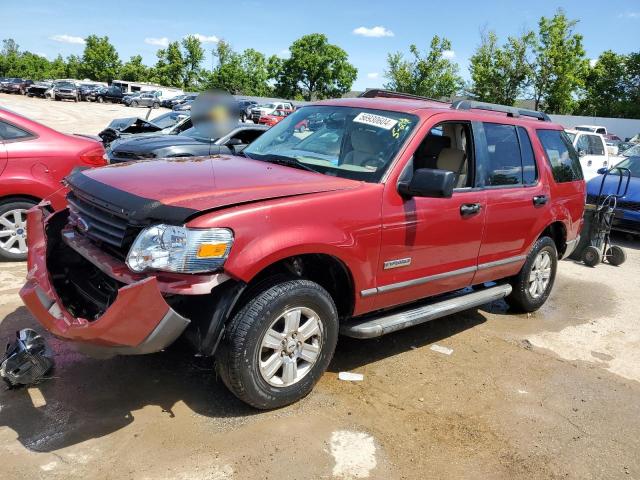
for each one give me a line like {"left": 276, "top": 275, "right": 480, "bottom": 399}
{"left": 419, "top": 135, "right": 451, "bottom": 157}
{"left": 351, "top": 127, "right": 385, "bottom": 154}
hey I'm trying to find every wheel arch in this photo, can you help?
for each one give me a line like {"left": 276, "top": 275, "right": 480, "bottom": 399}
{"left": 539, "top": 220, "right": 568, "bottom": 258}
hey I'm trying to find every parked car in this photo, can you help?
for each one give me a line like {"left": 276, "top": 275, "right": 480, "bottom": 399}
{"left": 98, "top": 111, "right": 191, "bottom": 146}
{"left": 125, "top": 91, "right": 161, "bottom": 108}
{"left": 173, "top": 100, "right": 194, "bottom": 111}
{"left": 0, "top": 78, "right": 34, "bottom": 94}
{"left": 19, "top": 92, "right": 585, "bottom": 409}
{"left": 107, "top": 123, "right": 267, "bottom": 163}
{"left": 78, "top": 83, "right": 104, "bottom": 101}
{"left": 93, "top": 85, "right": 125, "bottom": 104}
{"left": 257, "top": 109, "right": 291, "bottom": 127}
{"left": 162, "top": 94, "right": 197, "bottom": 109}
{"left": 0, "top": 107, "right": 106, "bottom": 260}
{"left": 26, "top": 81, "right": 53, "bottom": 98}
{"left": 565, "top": 129, "right": 610, "bottom": 180}
{"left": 237, "top": 100, "right": 258, "bottom": 122}
{"left": 250, "top": 102, "right": 294, "bottom": 123}
{"left": 587, "top": 150, "right": 640, "bottom": 235}
{"left": 52, "top": 81, "right": 79, "bottom": 102}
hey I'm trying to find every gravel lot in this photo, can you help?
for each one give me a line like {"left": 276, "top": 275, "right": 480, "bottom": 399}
{"left": 1, "top": 93, "right": 640, "bottom": 479}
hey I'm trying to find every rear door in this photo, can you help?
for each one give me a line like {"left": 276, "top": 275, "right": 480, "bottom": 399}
{"left": 473, "top": 122, "right": 549, "bottom": 284}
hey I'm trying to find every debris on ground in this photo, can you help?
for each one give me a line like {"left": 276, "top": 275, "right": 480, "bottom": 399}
{"left": 0, "top": 328, "right": 54, "bottom": 388}
{"left": 338, "top": 371, "right": 364, "bottom": 382}
{"left": 430, "top": 344, "right": 454, "bottom": 356}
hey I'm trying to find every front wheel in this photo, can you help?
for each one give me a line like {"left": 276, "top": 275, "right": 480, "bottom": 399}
{"left": 0, "top": 200, "right": 36, "bottom": 261}
{"left": 506, "top": 236, "right": 558, "bottom": 312}
{"left": 216, "top": 279, "right": 338, "bottom": 409}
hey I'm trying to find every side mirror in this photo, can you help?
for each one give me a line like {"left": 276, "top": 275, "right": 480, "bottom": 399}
{"left": 597, "top": 167, "right": 608, "bottom": 175}
{"left": 398, "top": 168, "right": 456, "bottom": 198}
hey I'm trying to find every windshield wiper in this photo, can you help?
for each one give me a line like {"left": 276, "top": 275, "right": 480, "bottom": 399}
{"left": 250, "top": 153, "right": 318, "bottom": 173}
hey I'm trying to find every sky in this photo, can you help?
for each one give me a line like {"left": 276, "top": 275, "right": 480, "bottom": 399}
{"left": 3, "top": 0, "right": 640, "bottom": 90}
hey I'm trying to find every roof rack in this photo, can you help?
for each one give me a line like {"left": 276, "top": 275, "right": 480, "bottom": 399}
{"left": 359, "top": 89, "right": 448, "bottom": 104}
{"left": 451, "top": 99, "right": 551, "bottom": 122}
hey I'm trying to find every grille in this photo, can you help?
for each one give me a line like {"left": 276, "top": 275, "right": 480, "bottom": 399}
{"left": 67, "top": 191, "right": 139, "bottom": 258}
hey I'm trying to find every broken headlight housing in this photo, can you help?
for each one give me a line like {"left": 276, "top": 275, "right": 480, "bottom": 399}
{"left": 126, "top": 224, "right": 233, "bottom": 273}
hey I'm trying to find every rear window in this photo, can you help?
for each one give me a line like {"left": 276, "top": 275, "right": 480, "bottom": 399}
{"left": 536, "top": 130, "right": 584, "bottom": 183}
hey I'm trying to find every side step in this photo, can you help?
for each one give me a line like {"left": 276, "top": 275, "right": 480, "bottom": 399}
{"left": 340, "top": 284, "right": 512, "bottom": 339}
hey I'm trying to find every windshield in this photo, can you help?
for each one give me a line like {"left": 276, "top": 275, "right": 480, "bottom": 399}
{"left": 243, "top": 105, "right": 419, "bottom": 182}
{"left": 56, "top": 82, "right": 75, "bottom": 88}
{"left": 566, "top": 132, "right": 576, "bottom": 142}
{"left": 613, "top": 157, "right": 640, "bottom": 177}
{"left": 152, "top": 111, "right": 187, "bottom": 129}
{"left": 179, "top": 125, "right": 216, "bottom": 141}
{"left": 575, "top": 126, "right": 593, "bottom": 132}
{"left": 623, "top": 144, "right": 640, "bottom": 157}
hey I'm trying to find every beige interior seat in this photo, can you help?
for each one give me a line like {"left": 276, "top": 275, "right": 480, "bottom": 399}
{"left": 437, "top": 148, "right": 467, "bottom": 187}
{"left": 343, "top": 127, "right": 386, "bottom": 167}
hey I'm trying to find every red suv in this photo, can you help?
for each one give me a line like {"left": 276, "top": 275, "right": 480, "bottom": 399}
{"left": 0, "top": 108, "right": 106, "bottom": 260}
{"left": 20, "top": 90, "right": 585, "bottom": 409}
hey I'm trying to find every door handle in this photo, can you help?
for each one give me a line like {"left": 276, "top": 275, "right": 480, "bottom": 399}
{"left": 460, "top": 203, "right": 481, "bottom": 216}
{"left": 533, "top": 195, "right": 548, "bottom": 206}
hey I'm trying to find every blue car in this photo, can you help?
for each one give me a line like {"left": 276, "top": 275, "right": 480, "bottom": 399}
{"left": 587, "top": 144, "right": 640, "bottom": 235}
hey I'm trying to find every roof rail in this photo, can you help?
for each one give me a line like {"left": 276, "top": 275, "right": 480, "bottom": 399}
{"left": 451, "top": 99, "right": 551, "bottom": 122}
{"left": 359, "top": 89, "right": 448, "bottom": 104}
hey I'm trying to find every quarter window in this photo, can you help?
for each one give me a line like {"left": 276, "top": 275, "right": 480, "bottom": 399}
{"left": 0, "top": 121, "right": 32, "bottom": 141}
{"left": 517, "top": 127, "right": 538, "bottom": 185}
{"left": 536, "top": 130, "right": 584, "bottom": 183}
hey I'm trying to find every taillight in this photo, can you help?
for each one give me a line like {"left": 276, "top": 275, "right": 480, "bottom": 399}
{"left": 79, "top": 145, "right": 107, "bottom": 166}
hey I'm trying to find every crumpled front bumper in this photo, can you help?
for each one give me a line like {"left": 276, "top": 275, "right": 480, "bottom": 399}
{"left": 19, "top": 206, "right": 190, "bottom": 357}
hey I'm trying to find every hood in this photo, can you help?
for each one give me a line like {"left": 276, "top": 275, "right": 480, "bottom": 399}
{"left": 110, "top": 134, "right": 204, "bottom": 153}
{"left": 66, "top": 155, "right": 359, "bottom": 224}
{"left": 587, "top": 174, "right": 640, "bottom": 202}
{"left": 104, "top": 117, "right": 162, "bottom": 134}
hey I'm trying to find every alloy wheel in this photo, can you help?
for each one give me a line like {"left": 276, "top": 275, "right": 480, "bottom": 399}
{"left": 0, "top": 209, "right": 28, "bottom": 255}
{"left": 528, "top": 250, "right": 551, "bottom": 299}
{"left": 258, "top": 307, "right": 323, "bottom": 387}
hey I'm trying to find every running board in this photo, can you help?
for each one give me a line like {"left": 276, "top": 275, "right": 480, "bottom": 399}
{"left": 340, "top": 284, "right": 512, "bottom": 339}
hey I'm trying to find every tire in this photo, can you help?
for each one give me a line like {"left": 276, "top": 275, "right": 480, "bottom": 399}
{"left": 606, "top": 245, "right": 626, "bottom": 266}
{"left": 0, "top": 199, "right": 37, "bottom": 261}
{"left": 582, "top": 245, "right": 602, "bottom": 267}
{"left": 216, "top": 279, "right": 338, "bottom": 409}
{"left": 54, "top": 96, "right": 60, "bottom": 101}
{"left": 506, "top": 236, "right": 558, "bottom": 312}
{"left": 97, "top": 96, "right": 104, "bottom": 103}
{"left": 152, "top": 102, "right": 159, "bottom": 109}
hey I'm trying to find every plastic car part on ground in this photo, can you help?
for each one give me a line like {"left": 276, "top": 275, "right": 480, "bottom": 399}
{"left": 0, "top": 328, "right": 53, "bottom": 388}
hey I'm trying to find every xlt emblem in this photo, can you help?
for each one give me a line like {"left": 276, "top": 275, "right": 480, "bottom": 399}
{"left": 383, "top": 258, "right": 412, "bottom": 269}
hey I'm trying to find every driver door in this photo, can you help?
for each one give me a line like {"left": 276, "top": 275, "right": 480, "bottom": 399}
{"left": 374, "top": 118, "right": 486, "bottom": 310}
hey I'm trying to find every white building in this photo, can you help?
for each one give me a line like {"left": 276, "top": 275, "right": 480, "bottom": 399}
{"left": 110, "top": 80, "right": 183, "bottom": 100}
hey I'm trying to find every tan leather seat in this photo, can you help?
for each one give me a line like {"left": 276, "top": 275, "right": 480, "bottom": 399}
{"left": 343, "top": 127, "right": 386, "bottom": 167}
{"left": 437, "top": 148, "right": 467, "bottom": 187}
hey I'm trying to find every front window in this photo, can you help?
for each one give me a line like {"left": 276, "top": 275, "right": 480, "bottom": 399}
{"left": 623, "top": 144, "right": 640, "bottom": 157}
{"left": 243, "top": 105, "right": 419, "bottom": 182}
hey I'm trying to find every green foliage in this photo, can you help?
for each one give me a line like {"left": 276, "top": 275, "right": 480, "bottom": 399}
{"left": 119, "top": 55, "right": 150, "bottom": 82}
{"left": 80, "top": 35, "right": 121, "bottom": 82}
{"left": 578, "top": 51, "right": 627, "bottom": 117}
{"left": 152, "top": 41, "right": 185, "bottom": 88}
{"left": 274, "top": 33, "right": 357, "bottom": 100}
{"left": 469, "top": 30, "right": 535, "bottom": 105}
{"left": 181, "top": 35, "right": 205, "bottom": 90}
{"left": 531, "top": 9, "right": 588, "bottom": 113}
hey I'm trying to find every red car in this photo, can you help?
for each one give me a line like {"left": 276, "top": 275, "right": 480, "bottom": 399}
{"left": 0, "top": 108, "right": 106, "bottom": 260}
{"left": 21, "top": 91, "right": 584, "bottom": 409}
{"left": 257, "top": 109, "right": 291, "bottom": 127}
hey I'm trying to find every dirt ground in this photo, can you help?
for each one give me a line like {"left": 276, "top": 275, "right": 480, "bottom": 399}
{"left": 1, "top": 93, "right": 640, "bottom": 480}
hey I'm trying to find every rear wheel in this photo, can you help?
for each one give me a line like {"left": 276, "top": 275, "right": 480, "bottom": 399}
{"left": 506, "top": 236, "right": 557, "bottom": 312}
{"left": 582, "top": 245, "right": 602, "bottom": 267}
{"left": 0, "top": 200, "right": 36, "bottom": 261}
{"left": 216, "top": 279, "right": 338, "bottom": 409}
{"left": 606, "top": 245, "right": 626, "bottom": 266}
{"left": 152, "top": 102, "right": 159, "bottom": 109}
{"left": 97, "top": 96, "right": 104, "bottom": 103}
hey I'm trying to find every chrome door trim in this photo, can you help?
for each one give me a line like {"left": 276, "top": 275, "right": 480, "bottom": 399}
{"left": 476, "top": 255, "right": 526, "bottom": 271}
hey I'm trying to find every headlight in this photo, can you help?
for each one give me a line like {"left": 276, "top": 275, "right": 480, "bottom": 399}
{"left": 126, "top": 224, "right": 233, "bottom": 273}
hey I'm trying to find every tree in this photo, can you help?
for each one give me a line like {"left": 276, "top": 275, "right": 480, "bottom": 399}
{"left": 119, "top": 55, "right": 150, "bottom": 82}
{"left": 469, "top": 30, "right": 534, "bottom": 105}
{"left": 65, "top": 54, "right": 82, "bottom": 79}
{"left": 240, "top": 48, "right": 271, "bottom": 96}
{"left": 624, "top": 52, "right": 640, "bottom": 118}
{"left": 181, "top": 35, "right": 204, "bottom": 90}
{"left": 531, "top": 10, "right": 588, "bottom": 113}
{"left": 80, "top": 35, "right": 121, "bottom": 82}
{"left": 274, "top": 33, "right": 357, "bottom": 100}
{"left": 578, "top": 51, "right": 627, "bottom": 117}
{"left": 205, "top": 40, "right": 246, "bottom": 93}
{"left": 0, "top": 39, "right": 20, "bottom": 76}
{"left": 153, "top": 41, "right": 185, "bottom": 87}
{"left": 384, "top": 36, "right": 463, "bottom": 99}
{"left": 48, "top": 54, "right": 67, "bottom": 79}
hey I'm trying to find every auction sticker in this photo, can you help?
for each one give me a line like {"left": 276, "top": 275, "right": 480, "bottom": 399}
{"left": 353, "top": 112, "right": 398, "bottom": 130}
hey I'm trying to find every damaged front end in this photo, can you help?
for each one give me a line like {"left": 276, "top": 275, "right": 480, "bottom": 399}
{"left": 19, "top": 204, "right": 239, "bottom": 358}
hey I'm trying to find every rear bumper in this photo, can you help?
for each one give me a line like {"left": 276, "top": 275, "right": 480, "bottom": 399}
{"left": 19, "top": 206, "right": 191, "bottom": 357}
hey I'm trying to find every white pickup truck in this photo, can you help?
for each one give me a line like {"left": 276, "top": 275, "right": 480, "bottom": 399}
{"left": 250, "top": 102, "right": 294, "bottom": 123}
{"left": 565, "top": 129, "right": 611, "bottom": 181}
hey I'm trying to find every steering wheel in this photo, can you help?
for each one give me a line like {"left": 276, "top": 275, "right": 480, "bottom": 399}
{"left": 362, "top": 157, "right": 384, "bottom": 169}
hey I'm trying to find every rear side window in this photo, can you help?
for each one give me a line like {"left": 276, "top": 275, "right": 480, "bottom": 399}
{"left": 587, "top": 135, "right": 604, "bottom": 155}
{"left": 517, "top": 127, "right": 537, "bottom": 185}
{"left": 483, "top": 123, "right": 522, "bottom": 186}
{"left": 537, "top": 130, "right": 584, "bottom": 183}
{"left": 0, "top": 121, "right": 32, "bottom": 141}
